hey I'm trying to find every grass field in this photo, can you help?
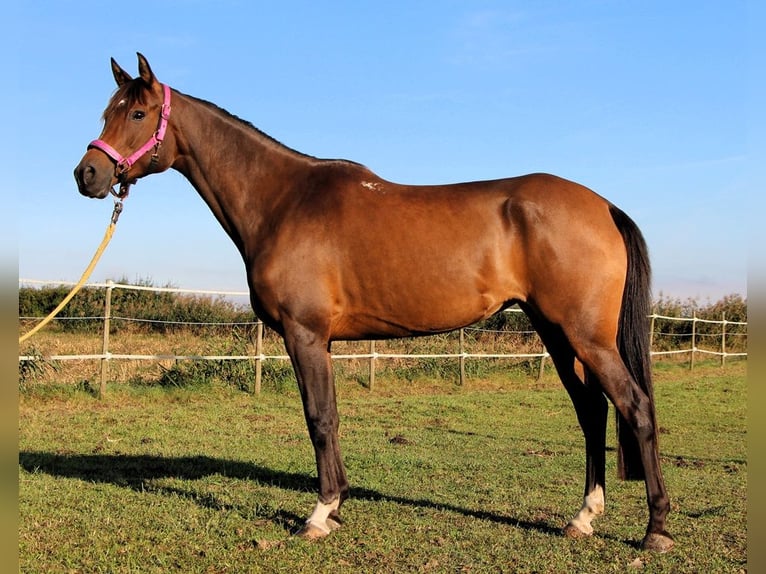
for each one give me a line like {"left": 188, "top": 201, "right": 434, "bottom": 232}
{"left": 19, "top": 361, "right": 746, "bottom": 573}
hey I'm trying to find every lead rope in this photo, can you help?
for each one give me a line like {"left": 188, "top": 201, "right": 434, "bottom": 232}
{"left": 19, "top": 198, "right": 125, "bottom": 344}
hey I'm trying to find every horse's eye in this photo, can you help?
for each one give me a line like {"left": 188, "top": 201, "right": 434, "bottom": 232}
{"left": 131, "top": 110, "right": 146, "bottom": 121}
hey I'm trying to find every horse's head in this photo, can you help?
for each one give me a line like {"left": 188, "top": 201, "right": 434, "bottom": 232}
{"left": 74, "top": 53, "right": 175, "bottom": 199}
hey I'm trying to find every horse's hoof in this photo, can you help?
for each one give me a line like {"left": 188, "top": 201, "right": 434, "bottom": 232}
{"left": 295, "top": 517, "right": 342, "bottom": 540}
{"left": 641, "top": 531, "right": 674, "bottom": 553}
{"left": 296, "top": 522, "right": 330, "bottom": 540}
{"left": 563, "top": 522, "right": 592, "bottom": 539}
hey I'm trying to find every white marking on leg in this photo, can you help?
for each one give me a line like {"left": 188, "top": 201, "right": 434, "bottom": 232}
{"left": 306, "top": 497, "right": 340, "bottom": 534}
{"left": 568, "top": 485, "right": 604, "bottom": 536}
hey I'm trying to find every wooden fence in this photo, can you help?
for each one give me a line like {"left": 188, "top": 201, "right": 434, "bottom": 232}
{"left": 19, "top": 280, "right": 747, "bottom": 395}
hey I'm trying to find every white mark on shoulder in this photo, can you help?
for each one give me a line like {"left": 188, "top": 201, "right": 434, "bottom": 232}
{"left": 361, "top": 181, "right": 382, "bottom": 192}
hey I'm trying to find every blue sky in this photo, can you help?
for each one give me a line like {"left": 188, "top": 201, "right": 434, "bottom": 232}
{"left": 8, "top": 1, "right": 759, "bottom": 302}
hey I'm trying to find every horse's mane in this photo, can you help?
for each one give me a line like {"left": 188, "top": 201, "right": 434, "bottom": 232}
{"left": 103, "top": 80, "right": 365, "bottom": 168}
{"left": 188, "top": 93, "right": 366, "bottom": 169}
{"left": 186, "top": 92, "right": 317, "bottom": 160}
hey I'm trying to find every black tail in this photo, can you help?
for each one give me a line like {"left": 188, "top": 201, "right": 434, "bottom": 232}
{"left": 609, "top": 204, "right": 655, "bottom": 481}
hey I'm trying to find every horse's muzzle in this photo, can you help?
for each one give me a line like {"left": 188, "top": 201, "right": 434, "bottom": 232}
{"left": 74, "top": 154, "right": 113, "bottom": 199}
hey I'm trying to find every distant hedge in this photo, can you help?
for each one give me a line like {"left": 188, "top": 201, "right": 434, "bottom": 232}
{"left": 649, "top": 292, "right": 747, "bottom": 353}
{"left": 19, "top": 278, "right": 254, "bottom": 334}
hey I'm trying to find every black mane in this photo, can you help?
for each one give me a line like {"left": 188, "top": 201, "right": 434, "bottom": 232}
{"left": 186, "top": 91, "right": 317, "bottom": 160}
{"left": 103, "top": 80, "right": 364, "bottom": 168}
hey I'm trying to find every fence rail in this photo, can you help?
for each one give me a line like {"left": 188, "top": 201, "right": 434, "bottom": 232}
{"left": 19, "top": 279, "right": 747, "bottom": 394}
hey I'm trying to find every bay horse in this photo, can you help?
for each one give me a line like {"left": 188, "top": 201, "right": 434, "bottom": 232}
{"left": 74, "top": 53, "right": 673, "bottom": 552}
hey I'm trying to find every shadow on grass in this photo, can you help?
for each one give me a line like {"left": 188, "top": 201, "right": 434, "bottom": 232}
{"left": 19, "top": 450, "right": 572, "bottom": 540}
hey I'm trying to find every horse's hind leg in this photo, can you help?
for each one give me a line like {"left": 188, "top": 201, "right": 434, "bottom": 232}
{"left": 526, "top": 312, "right": 607, "bottom": 538}
{"left": 575, "top": 345, "right": 673, "bottom": 552}
{"left": 561, "top": 364, "right": 608, "bottom": 538}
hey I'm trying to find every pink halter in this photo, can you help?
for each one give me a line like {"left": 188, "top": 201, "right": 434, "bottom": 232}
{"left": 89, "top": 83, "right": 172, "bottom": 179}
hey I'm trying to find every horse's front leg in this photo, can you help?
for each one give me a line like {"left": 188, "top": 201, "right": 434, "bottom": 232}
{"left": 283, "top": 322, "right": 349, "bottom": 539}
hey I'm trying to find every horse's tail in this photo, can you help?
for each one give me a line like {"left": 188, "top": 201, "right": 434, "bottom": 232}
{"left": 609, "top": 204, "right": 655, "bottom": 481}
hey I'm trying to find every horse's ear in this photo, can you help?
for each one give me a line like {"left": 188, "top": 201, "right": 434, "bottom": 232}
{"left": 136, "top": 52, "right": 158, "bottom": 87}
{"left": 111, "top": 58, "right": 133, "bottom": 87}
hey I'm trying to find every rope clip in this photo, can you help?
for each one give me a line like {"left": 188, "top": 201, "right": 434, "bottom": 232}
{"left": 111, "top": 200, "right": 124, "bottom": 224}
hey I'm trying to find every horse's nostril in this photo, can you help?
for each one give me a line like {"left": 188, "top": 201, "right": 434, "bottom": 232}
{"left": 75, "top": 163, "right": 96, "bottom": 186}
{"left": 84, "top": 164, "right": 96, "bottom": 184}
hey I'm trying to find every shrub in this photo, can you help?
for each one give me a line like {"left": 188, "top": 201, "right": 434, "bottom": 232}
{"left": 19, "top": 277, "right": 255, "bottom": 335}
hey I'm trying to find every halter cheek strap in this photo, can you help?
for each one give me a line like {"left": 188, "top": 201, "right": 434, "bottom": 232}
{"left": 88, "top": 83, "right": 172, "bottom": 176}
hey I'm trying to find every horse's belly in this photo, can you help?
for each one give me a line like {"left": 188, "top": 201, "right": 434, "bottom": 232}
{"left": 333, "top": 271, "right": 515, "bottom": 340}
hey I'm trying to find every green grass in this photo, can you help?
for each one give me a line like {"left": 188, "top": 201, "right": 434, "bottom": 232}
{"left": 19, "top": 363, "right": 746, "bottom": 573}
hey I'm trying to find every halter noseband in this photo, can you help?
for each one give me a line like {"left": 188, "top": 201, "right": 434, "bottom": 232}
{"left": 88, "top": 83, "right": 172, "bottom": 198}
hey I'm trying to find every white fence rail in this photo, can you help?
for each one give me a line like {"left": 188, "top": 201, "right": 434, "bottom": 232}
{"left": 19, "top": 279, "right": 747, "bottom": 393}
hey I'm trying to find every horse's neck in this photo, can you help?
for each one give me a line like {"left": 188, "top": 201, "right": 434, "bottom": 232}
{"left": 170, "top": 92, "right": 313, "bottom": 257}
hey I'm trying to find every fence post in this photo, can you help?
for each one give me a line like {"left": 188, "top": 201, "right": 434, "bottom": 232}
{"left": 99, "top": 280, "right": 114, "bottom": 398}
{"left": 690, "top": 311, "right": 697, "bottom": 370}
{"left": 537, "top": 344, "right": 547, "bottom": 382}
{"left": 649, "top": 314, "right": 656, "bottom": 354}
{"left": 368, "top": 340, "right": 376, "bottom": 390}
{"left": 459, "top": 328, "right": 466, "bottom": 386}
{"left": 721, "top": 311, "right": 726, "bottom": 368}
{"left": 254, "top": 320, "right": 263, "bottom": 394}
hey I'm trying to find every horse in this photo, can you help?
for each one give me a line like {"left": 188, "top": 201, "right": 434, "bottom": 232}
{"left": 74, "top": 53, "right": 673, "bottom": 552}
